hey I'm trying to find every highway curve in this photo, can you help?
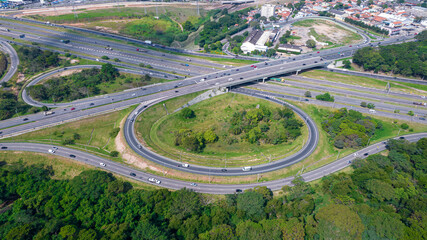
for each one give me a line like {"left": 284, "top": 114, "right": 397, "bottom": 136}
{"left": 0, "top": 133, "right": 425, "bottom": 194}
{"left": 0, "top": 38, "right": 19, "bottom": 85}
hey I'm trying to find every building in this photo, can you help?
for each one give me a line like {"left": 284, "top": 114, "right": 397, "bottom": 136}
{"left": 240, "top": 30, "right": 269, "bottom": 54}
{"left": 261, "top": 4, "right": 276, "bottom": 18}
{"left": 330, "top": 10, "right": 349, "bottom": 21}
{"left": 278, "top": 44, "right": 302, "bottom": 53}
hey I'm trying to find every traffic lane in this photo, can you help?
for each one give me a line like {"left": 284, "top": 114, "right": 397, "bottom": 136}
{"left": 0, "top": 56, "right": 327, "bottom": 130}
{"left": 287, "top": 75, "right": 426, "bottom": 100}
{"left": 0, "top": 132, "right": 425, "bottom": 194}
{"left": 239, "top": 87, "right": 426, "bottom": 123}
{"left": 0, "top": 39, "right": 19, "bottom": 84}
{"left": 252, "top": 83, "right": 427, "bottom": 116}
{"left": 0, "top": 20, "right": 226, "bottom": 68}
{"left": 125, "top": 89, "right": 319, "bottom": 176}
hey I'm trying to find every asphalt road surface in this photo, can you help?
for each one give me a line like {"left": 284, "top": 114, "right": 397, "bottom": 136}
{"left": 0, "top": 132, "right": 424, "bottom": 194}
{"left": 0, "top": 38, "right": 19, "bottom": 84}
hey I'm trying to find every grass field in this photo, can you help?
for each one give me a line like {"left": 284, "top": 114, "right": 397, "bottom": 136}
{"left": 146, "top": 93, "right": 308, "bottom": 167}
{"left": 0, "top": 151, "right": 159, "bottom": 190}
{"left": 300, "top": 70, "right": 427, "bottom": 93}
{"left": 293, "top": 19, "right": 362, "bottom": 45}
{"left": 2, "top": 107, "right": 134, "bottom": 157}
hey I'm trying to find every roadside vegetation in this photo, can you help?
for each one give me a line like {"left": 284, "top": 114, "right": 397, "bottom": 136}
{"left": 353, "top": 30, "right": 427, "bottom": 79}
{"left": 0, "top": 138, "right": 426, "bottom": 239}
{"left": 0, "top": 52, "right": 7, "bottom": 81}
{"left": 299, "top": 69, "right": 427, "bottom": 92}
{"left": 27, "top": 64, "right": 162, "bottom": 103}
{"left": 146, "top": 93, "right": 307, "bottom": 167}
{"left": 2, "top": 107, "right": 133, "bottom": 157}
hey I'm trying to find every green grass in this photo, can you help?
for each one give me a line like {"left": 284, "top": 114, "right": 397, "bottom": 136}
{"left": 294, "top": 19, "right": 362, "bottom": 45}
{"left": 0, "top": 151, "right": 158, "bottom": 190}
{"left": 2, "top": 107, "right": 134, "bottom": 158}
{"left": 146, "top": 93, "right": 308, "bottom": 167}
{"left": 300, "top": 70, "right": 427, "bottom": 93}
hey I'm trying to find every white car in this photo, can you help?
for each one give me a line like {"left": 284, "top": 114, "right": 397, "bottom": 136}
{"left": 182, "top": 163, "right": 189, "bottom": 168}
{"left": 148, "top": 177, "right": 161, "bottom": 184}
{"left": 100, "top": 163, "right": 106, "bottom": 167}
{"left": 48, "top": 149, "right": 55, "bottom": 154}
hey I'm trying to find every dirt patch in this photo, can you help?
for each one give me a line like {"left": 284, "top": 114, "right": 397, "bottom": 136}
{"left": 16, "top": 73, "right": 25, "bottom": 83}
{"left": 115, "top": 114, "right": 160, "bottom": 172}
{"left": 45, "top": 68, "right": 83, "bottom": 80}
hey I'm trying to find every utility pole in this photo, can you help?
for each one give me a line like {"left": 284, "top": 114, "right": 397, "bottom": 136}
{"left": 72, "top": 0, "right": 78, "bottom": 19}
{"left": 197, "top": 0, "right": 200, "bottom": 16}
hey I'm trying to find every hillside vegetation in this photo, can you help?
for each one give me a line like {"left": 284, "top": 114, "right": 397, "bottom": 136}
{"left": 0, "top": 138, "right": 426, "bottom": 239}
{"left": 353, "top": 30, "right": 427, "bottom": 78}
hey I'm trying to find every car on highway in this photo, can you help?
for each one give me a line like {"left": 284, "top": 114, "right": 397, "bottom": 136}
{"left": 399, "top": 137, "right": 405, "bottom": 139}
{"left": 349, "top": 45, "right": 352, "bottom": 47}
{"left": 89, "top": 103, "right": 94, "bottom": 106}
{"left": 148, "top": 177, "right": 161, "bottom": 184}
{"left": 23, "top": 118, "right": 29, "bottom": 121}
{"left": 48, "top": 149, "right": 55, "bottom": 154}
{"left": 420, "top": 117, "right": 426, "bottom": 120}
{"left": 182, "top": 163, "right": 189, "bottom": 168}
{"left": 1, "top": 146, "right": 7, "bottom": 149}
{"left": 190, "top": 183, "right": 198, "bottom": 187}
{"left": 221, "top": 169, "right": 227, "bottom": 172}
{"left": 71, "top": 107, "right": 76, "bottom": 110}
{"left": 100, "top": 163, "right": 106, "bottom": 167}
{"left": 236, "top": 189, "right": 243, "bottom": 193}
{"left": 69, "top": 154, "right": 76, "bottom": 158}
{"left": 317, "top": 51, "right": 320, "bottom": 53}
{"left": 250, "top": 65, "right": 254, "bottom": 67}
{"left": 242, "top": 166, "right": 252, "bottom": 172}
{"left": 130, "top": 173, "right": 136, "bottom": 177}
{"left": 363, "top": 153, "right": 369, "bottom": 156}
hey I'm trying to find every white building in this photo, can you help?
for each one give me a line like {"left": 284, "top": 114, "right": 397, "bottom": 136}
{"left": 240, "top": 30, "right": 269, "bottom": 54}
{"left": 261, "top": 4, "right": 276, "bottom": 18}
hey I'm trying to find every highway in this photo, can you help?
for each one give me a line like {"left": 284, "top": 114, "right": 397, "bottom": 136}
{"left": 0, "top": 15, "right": 424, "bottom": 193}
{"left": 0, "top": 132, "right": 425, "bottom": 194}
{"left": 0, "top": 38, "right": 19, "bottom": 84}
{"left": 251, "top": 82, "right": 427, "bottom": 118}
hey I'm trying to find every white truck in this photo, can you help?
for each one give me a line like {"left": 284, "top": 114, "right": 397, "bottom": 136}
{"left": 43, "top": 111, "right": 54, "bottom": 116}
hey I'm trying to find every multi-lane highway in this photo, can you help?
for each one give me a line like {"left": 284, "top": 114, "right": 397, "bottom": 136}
{"left": 0, "top": 132, "right": 425, "bottom": 194}
{"left": 0, "top": 38, "right": 19, "bottom": 84}
{"left": 0, "top": 15, "right": 425, "bottom": 193}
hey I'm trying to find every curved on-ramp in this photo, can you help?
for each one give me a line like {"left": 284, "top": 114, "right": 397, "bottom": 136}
{"left": 124, "top": 90, "right": 319, "bottom": 176}
{"left": 0, "top": 38, "right": 19, "bottom": 85}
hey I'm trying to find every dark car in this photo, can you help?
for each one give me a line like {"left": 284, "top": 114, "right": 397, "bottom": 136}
{"left": 174, "top": 86, "right": 178, "bottom": 88}
{"left": 236, "top": 189, "right": 243, "bottom": 193}
{"left": 130, "top": 173, "right": 136, "bottom": 177}
{"left": 221, "top": 169, "right": 227, "bottom": 172}
{"left": 363, "top": 153, "right": 369, "bottom": 156}
{"left": 0, "top": 131, "right": 2, "bottom": 134}
{"left": 302, "top": 63, "right": 306, "bottom": 66}
{"left": 420, "top": 117, "right": 426, "bottom": 120}
{"left": 23, "top": 118, "right": 29, "bottom": 121}
{"left": 175, "top": 90, "right": 179, "bottom": 93}
{"left": 69, "top": 154, "right": 76, "bottom": 158}
{"left": 399, "top": 137, "right": 405, "bottom": 139}
{"left": 89, "top": 103, "right": 94, "bottom": 106}
{"left": 1, "top": 146, "right": 7, "bottom": 149}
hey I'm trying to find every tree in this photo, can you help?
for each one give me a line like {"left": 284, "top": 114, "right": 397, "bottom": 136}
{"left": 183, "top": 20, "right": 195, "bottom": 31}
{"left": 343, "top": 59, "right": 351, "bottom": 69}
{"left": 304, "top": 91, "right": 312, "bottom": 98}
{"left": 237, "top": 191, "right": 266, "bottom": 221}
{"left": 110, "top": 151, "right": 119, "bottom": 157}
{"left": 360, "top": 102, "right": 367, "bottom": 108}
{"left": 316, "top": 204, "right": 364, "bottom": 240}
{"left": 400, "top": 123, "right": 409, "bottom": 130}
{"left": 131, "top": 220, "right": 167, "bottom": 240}
{"left": 315, "top": 93, "right": 334, "bottom": 102}
{"left": 203, "top": 129, "right": 218, "bottom": 143}
{"left": 306, "top": 39, "right": 316, "bottom": 48}
{"left": 367, "top": 103, "right": 375, "bottom": 109}
{"left": 181, "top": 108, "right": 195, "bottom": 119}
{"left": 408, "top": 111, "right": 414, "bottom": 116}
{"left": 199, "top": 224, "right": 235, "bottom": 240}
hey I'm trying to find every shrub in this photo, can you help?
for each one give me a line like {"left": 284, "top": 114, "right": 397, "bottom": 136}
{"left": 360, "top": 102, "right": 367, "bottom": 108}
{"left": 304, "top": 91, "right": 312, "bottom": 98}
{"left": 367, "top": 103, "right": 375, "bottom": 109}
{"left": 62, "top": 139, "right": 75, "bottom": 145}
{"left": 109, "top": 128, "right": 120, "bottom": 138}
{"left": 400, "top": 123, "right": 409, "bottom": 130}
{"left": 316, "top": 93, "right": 334, "bottom": 102}
{"left": 181, "top": 108, "right": 195, "bottom": 119}
{"left": 101, "top": 56, "right": 109, "bottom": 60}
{"left": 110, "top": 151, "right": 119, "bottom": 157}
{"left": 73, "top": 133, "right": 81, "bottom": 140}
